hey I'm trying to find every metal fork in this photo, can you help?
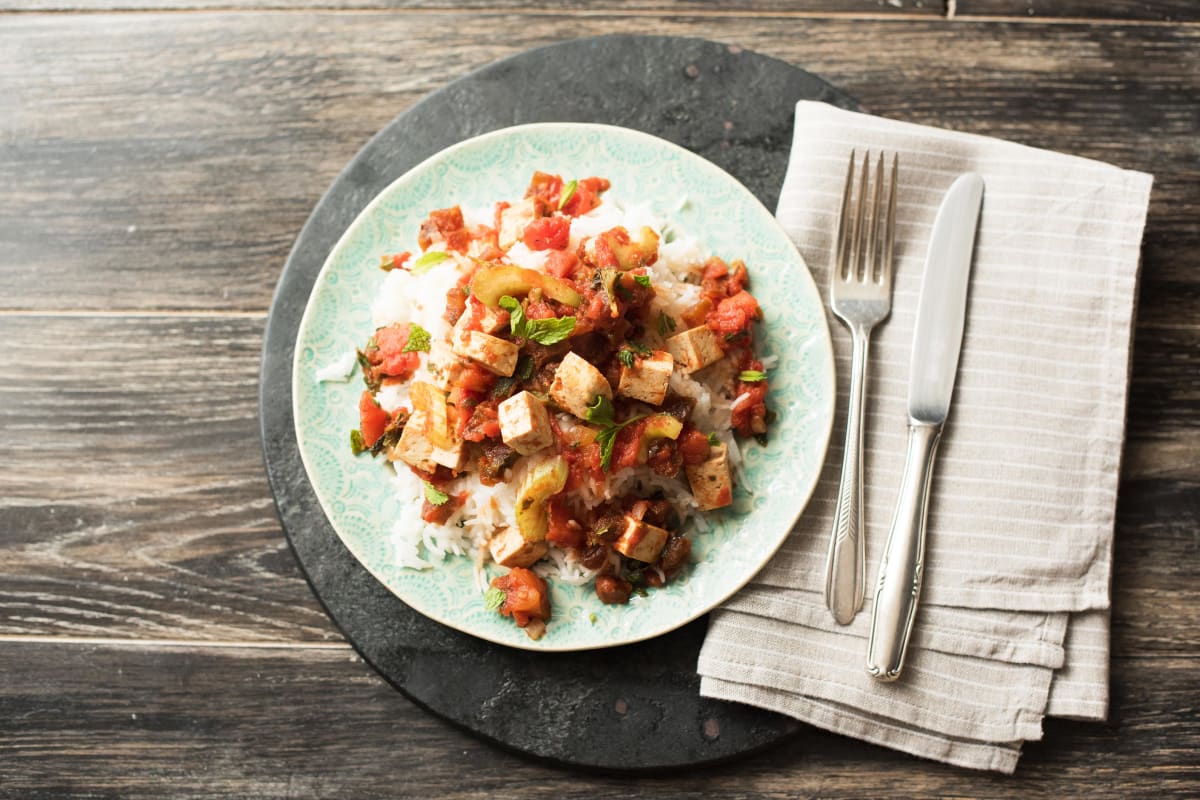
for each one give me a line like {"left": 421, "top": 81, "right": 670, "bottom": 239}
{"left": 825, "top": 150, "right": 898, "bottom": 625}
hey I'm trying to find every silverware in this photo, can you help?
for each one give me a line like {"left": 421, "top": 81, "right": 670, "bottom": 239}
{"left": 825, "top": 150, "right": 898, "bottom": 626}
{"left": 866, "top": 172, "right": 984, "bottom": 681}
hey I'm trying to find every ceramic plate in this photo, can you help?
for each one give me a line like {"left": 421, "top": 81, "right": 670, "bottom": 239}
{"left": 293, "top": 122, "right": 834, "bottom": 651}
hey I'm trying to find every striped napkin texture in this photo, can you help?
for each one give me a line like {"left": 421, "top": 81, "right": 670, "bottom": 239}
{"left": 698, "top": 101, "right": 1152, "bottom": 773}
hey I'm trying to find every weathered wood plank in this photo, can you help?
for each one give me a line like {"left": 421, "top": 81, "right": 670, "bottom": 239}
{"left": 0, "top": 641, "right": 1195, "bottom": 797}
{"left": 0, "top": 313, "right": 1195, "bottom": 648}
{"left": 0, "top": 314, "right": 339, "bottom": 642}
{"left": 953, "top": 1, "right": 1200, "bottom": 22}
{"left": 2, "top": 0, "right": 943, "bottom": 11}
{"left": 1, "top": 14, "right": 1196, "bottom": 312}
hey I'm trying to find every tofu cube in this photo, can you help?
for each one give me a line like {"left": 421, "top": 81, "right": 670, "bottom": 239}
{"left": 617, "top": 349, "right": 674, "bottom": 406}
{"left": 685, "top": 442, "right": 733, "bottom": 511}
{"left": 497, "top": 198, "right": 536, "bottom": 250}
{"left": 665, "top": 325, "right": 723, "bottom": 373}
{"left": 489, "top": 526, "right": 550, "bottom": 568}
{"left": 390, "top": 410, "right": 465, "bottom": 472}
{"left": 452, "top": 297, "right": 510, "bottom": 346}
{"left": 498, "top": 391, "right": 554, "bottom": 455}
{"left": 549, "top": 351, "right": 612, "bottom": 420}
{"left": 613, "top": 515, "right": 670, "bottom": 563}
{"left": 452, "top": 330, "right": 519, "bottom": 377}
{"left": 425, "top": 348, "right": 463, "bottom": 392}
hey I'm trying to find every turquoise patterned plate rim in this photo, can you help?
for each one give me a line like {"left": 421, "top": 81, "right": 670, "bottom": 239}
{"left": 293, "top": 122, "right": 835, "bottom": 652}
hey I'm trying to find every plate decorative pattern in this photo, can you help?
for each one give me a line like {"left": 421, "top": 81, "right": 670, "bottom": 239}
{"left": 293, "top": 122, "right": 835, "bottom": 651}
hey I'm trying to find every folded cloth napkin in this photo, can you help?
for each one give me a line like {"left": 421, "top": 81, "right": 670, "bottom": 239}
{"left": 698, "top": 101, "right": 1152, "bottom": 773}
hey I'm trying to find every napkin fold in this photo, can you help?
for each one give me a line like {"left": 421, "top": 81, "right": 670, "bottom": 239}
{"left": 698, "top": 101, "right": 1152, "bottom": 772}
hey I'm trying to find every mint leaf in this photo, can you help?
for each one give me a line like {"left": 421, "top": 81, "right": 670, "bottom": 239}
{"left": 558, "top": 179, "right": 577, "bottom": 210}
{"left": 707, "top": 432, "right": 720, "bottom": 446}
{"left": 484, "top": 586, "right": 506, "bottom": 610}
{"left": 402, "top": 323, "right": 432, "bottom": 353}
{"left": 617, "top": 348, "right": 635, "bottom": 368}
{"left": 524, "top": 316, "right": 575, "bottom": 345}
{"left": 423, "top": 482, "right": 449, "bottom": 506}
{"left": 499, "top": 295, "right": 527, "bottom": 336}
{"left": 634, "top": 274, "right": 651, "bottom": 288}
{"left": 350, "top": 429, "right": 366, "bottom": 455}
{"left": 657, "top": 311, "right": 677, "bottom": 336}
{"left": 412, "top": 251, "right": 449, "bottom": 275}
{"left": 739, "top": 370, "right": 767, "bottom": 383}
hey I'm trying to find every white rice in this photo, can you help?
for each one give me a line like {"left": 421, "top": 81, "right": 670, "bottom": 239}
{"left": 370, "top": 191, "right": 748, "bottom": 588}
{"left": 315, "top": 349, "right": 358, "bottom": 382}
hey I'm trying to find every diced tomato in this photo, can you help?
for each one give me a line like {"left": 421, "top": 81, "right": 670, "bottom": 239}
{"left": 706, "top": 290, "right": 761, "bottom": 336}
{"left": 491, "top": 567, "right": 551, "bottom": 627}
{"left": 561, "top": 176, "right": 609, "bottom": 217}
{"left": 448, "top": 386, "right": 482, "bottom": 437}
{"left": 732, "top": 380, "right": 769, "bottom": 438}
{"left": 546, "top": 498, "right": 586, "bottom": 549}
{"left": 418, "top": 206, "right": 471, "bottom": 253}
{"left": 522, "top": 215, "right": 571, "bottom": 251}
{"left": 371, "top": 323, "right": 421, "bottom": 380}
{"left": 421, "top": 491, "right": 467, "bottom": 525}
{"left": 525, "top": 171, "right": 564, "bottom": 214}
{"left": 457, "top": 363, "right": 497, "bottom": 394}
{"left": 462, "top": 398, "right": 502, "bottom": 442}
{"left": 384, "top": 251, "right": 411, "bottom": 271}
{"left": 608, "top": 420, "right": 647, "bottom": 473}
{"left": 358, "top": 390, "right": 389, "bottom": 448}
{"left": 544, "top": 249, "right": 579, "bottom": 279}
{"left": 677, "top": 426, "right": 712, "bottom": 466}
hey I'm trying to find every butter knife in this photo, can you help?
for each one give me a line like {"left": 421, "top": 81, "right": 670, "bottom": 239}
{"left": 866, "top": 172, "right": 984, "bottom": 682}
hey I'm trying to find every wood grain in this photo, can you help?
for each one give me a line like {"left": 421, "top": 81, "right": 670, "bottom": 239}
{"left": 2, "top": 14, "right": 1197, "bottom": 311}
{"left": 0, "top": 313, "right": 1195, "bottom": 651}
{"left": 2, "top": 0, "right": 944, "bottom": 11}
{"left": 952, "top": 1, "right": 1200, "bottom": 22}
{"left": 0, "top": 314, "right": 338, "bottom": 642}
{"left": 0, "top": 641, "right": 1196, "bottom": 798}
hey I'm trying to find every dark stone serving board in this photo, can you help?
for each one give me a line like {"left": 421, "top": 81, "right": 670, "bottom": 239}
{"left": 260, "top": 34, "right": 856, "bottom": 772}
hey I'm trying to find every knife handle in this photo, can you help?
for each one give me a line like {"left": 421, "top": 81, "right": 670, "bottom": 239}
{"left": 866, "top": 420, "right": 941, "bottom": 681}
{"left": 825, "top": 329, "right": 869, "bottom": 625}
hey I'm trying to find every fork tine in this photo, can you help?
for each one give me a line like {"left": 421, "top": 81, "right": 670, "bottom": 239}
{"left": 851, "top": 150, "right": 869, "bottom": 281}
{"left": 867, "top": 151, "right": 884, "bottom": 283}
{"left": 881, "top": 153, "right": 898, "bottom": 288}
{"left": 835, "top": 149, "right": 856, "bottom": 281}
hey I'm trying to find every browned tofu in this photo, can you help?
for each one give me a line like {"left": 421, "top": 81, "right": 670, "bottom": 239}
{"left": 498, "top": 391, "right": 554, "bottom": 455}
{"left": 452, "top": 330, "right": 519, "bottom": 377}
{"left": 452, "top": 297, "right": 509, "bottom": 346}
{"left": 617, "top": 349, "right": 674, "bottom": 406}
{"left": 390, "top": 410, "right": 465, "bottom": 472}
{"left": 685, "top": 442, "right": 733, "bottom": 511}
{"left": 665, "top": 325, "right": 723, "bottom": 373}
{"left": 497, "top": 198, "right": 536, "bottom": 250}
{"left": 549, "top": 351, "right": 612, "bottom": 419}
{"left": 488, "top": 526, "right": 549, "bottom": 568}
{"left": 613, "top": 515, "right": 670, "bottom": 563}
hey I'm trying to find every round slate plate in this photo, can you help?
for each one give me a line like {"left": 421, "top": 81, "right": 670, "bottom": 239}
{"left": 261, "top": 34, "right": 856, "bottom": 771}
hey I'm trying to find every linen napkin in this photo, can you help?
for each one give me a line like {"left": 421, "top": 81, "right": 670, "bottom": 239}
{"left": 698, "top": 101, "right": 1152, "bottom": 772}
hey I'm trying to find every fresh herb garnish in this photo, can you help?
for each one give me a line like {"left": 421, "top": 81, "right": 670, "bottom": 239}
{"left": 656, "top": 311, "right": 677, "bottom": 336}
{"left": 617, "top": 342, "right": 652, "bottom": 369}
{"left": 633, "top": 274, "right": 652, "bottom": 288}
{"left": 484, "top": 586, "right": 506, "bottom": 610}
{"left": 515, "top": 353, "right": 535, "bottom": 381}
{"left": 411, "top": 251, "right": 449, "bottom": 275}
{"left": 350, "top": 429, "right": 366, "bottom": 455}
{"left": 558, "top": 179, "right": 577, "bottom": 210}
{"left": 738, "top": 369, "right": 767, "bottom": 383}
{"left": 707, "top": 432, "right": 721, "bottom": 446}
{"left": 617, "top": 349, "right": 635, "bottom": 368}
{"left": 586, "top": 396, "right": 647, "bottom": 471}
{"left": 498, "top": 295, "right": 576, "bottom": 345}
{"left": 423, "top": 482, "right": 449, "bottom": 506}
{"left": 402, "top": 323, "right": 432, "bottom": 353}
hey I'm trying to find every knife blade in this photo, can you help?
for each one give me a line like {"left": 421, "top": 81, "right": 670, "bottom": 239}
{"left": 866, "top": 172, "right": 984, "bottom": 682}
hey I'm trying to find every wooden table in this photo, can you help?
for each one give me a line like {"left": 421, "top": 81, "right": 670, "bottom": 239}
{"left": 3, "top": 1, "right": 1197, "bottom": 796}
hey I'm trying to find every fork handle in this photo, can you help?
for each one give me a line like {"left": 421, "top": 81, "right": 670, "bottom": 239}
{"left": 866, "top": 420, "right": 942, "bottom": 681}
{"left": 825, "top": 328, "right": 870, "bottom": 625}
